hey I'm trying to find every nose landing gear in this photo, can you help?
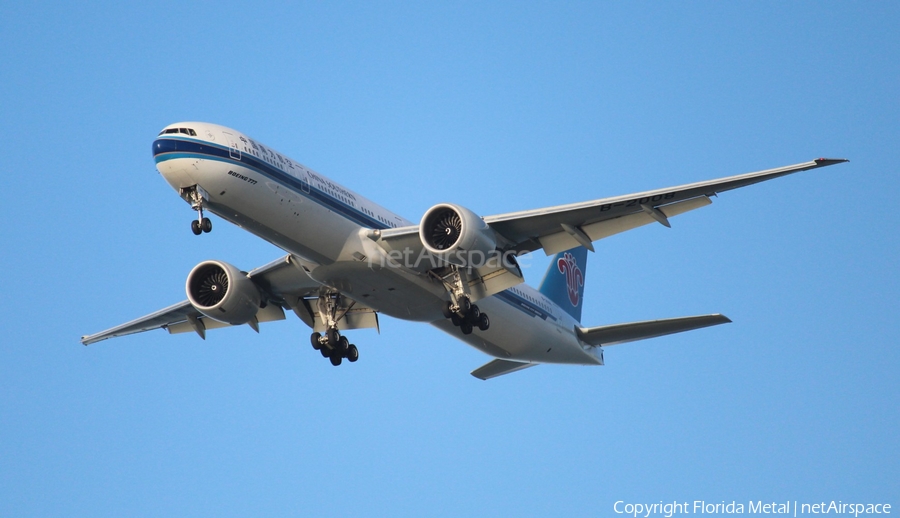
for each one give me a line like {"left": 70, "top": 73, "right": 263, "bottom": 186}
{"left": 190, "top": 216, "right": 212, "bottom": 235}
{"left": 183, "top": 186, "right": 212, "bottom": 235}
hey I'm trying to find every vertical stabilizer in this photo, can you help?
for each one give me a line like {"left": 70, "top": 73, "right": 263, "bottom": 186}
{"left": 539, "top": 246, "right": 588, "bottom": 322}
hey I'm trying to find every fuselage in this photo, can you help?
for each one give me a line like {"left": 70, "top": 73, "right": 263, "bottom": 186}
{"left": 153, "top": 122, "right": 601, "bottom": 366}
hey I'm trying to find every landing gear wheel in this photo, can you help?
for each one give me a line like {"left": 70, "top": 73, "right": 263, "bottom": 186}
{"left": 460, "top": 321, "right": 473, "bottom": 335}
{"left": 330, "top": 353, "right": 343, "bottom": 366}
{"left": 326, "top": 328, "right": 340, "bottom": 346}
{"left": 450, "top": 313, "right": 462, "bottom": 327}
{"left": 477, "top": 313, "right": 490, "bottom": 331}
{"left": 338, "top": 336, "right": 350, "bottom": 354}
{"left": 310, "top": 332, "right": 322, "bottom": 350}
{"left": 191, "top": 219, "right": 202, "bottom": 235}
{"left": 442, "top": 301, "right": 454, "bottom": 319}
{"left": 320, "top": 347, "right": 330, "bottom": 358}
{"left": 458, "top": 297, "right": 471, "bottom": 315}
{"left": 200, "top": 217, "right": 212, "bottom": 233}
{"left": 468, "top": 305, "right": 481, "bottom": 323}
{"left": 347, "top": 344, "right": 359, "bottom": 362}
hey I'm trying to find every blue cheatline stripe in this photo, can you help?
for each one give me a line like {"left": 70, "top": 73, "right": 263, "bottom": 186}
{"left": 495, "top": 290, "right": 557, "bottom": 321}
{"left": 152, "top": 137, "right": 391, "bottom": 230}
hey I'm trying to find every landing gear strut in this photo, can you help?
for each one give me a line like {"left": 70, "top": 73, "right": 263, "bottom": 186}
{"left": 184, "top": 186, "right": 212, "bottom": 235}
{"left": 436, "top": 266, "right": 491, "bottom": 334}
{"left": 308, "top": 291, "right": 360, "bottom": 367}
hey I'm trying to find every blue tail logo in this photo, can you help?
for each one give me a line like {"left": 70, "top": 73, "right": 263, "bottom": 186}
{"left": 539, "top": 246, "right": 589, "bottom": 322}
{"left": 557, "top": 252, "right": 585, "bottom": 307}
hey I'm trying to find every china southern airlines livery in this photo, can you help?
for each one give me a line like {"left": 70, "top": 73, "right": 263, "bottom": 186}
{"left": 81, "top": 122, "right": 847, "bottom": 379}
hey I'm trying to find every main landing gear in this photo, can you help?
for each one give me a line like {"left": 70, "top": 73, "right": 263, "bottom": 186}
{"left": 443, "top": 298, "right": 490, "bottom": 335}
{"left": 310, "top": 329, "right": 359, "bottom": 366}
{"left": 309, "top": 290, "right": 359, "bottom": 367}
{"left": 184, "top": 186, "right": 212, "bottom": 235}
{"left": 436, "top": 266, "right": 491, "bottom": 335}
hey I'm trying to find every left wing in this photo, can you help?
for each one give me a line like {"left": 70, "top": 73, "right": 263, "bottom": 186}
{"left": 80, "top": 254, "right": 374, "bottom": 345}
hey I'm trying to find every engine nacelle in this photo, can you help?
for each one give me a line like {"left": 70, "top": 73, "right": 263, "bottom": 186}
{"left": 186, "top": 260, "right": 261, "bottom": 325}
{"left": 419, "top": 203, "right": 497, "bottom": 266}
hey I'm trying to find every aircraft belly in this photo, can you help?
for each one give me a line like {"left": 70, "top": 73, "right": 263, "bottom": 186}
{"left": 306, "top": 261, "right": 447, "bottom": 321}
{"left": 184, "top": 160, "right": 360, "bottom": 263}
{"left": 432, "top": 295, "right": 602, "bottom": 365}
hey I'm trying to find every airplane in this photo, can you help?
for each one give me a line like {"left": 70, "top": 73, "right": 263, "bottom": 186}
{"left": 81, "top": 122, "right": 847, "bottom": 380}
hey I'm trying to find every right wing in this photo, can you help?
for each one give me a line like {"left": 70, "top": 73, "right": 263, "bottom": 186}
{"left": 485, "top": 158, "right": 848, "bottom": 255}
{"left": 576, "top": 314, "right": 732, "bottom": 347}
{"left": 80, "top": 254, "right": 375, "bottom": 345}
{"left": 378, "top": 158, "right": 847, "bottom": 260}
{"left": 374, "top": 158, "right": 846, "bottom": 302}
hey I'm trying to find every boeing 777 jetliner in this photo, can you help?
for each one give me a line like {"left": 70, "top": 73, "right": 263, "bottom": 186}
{"left": 81, "top": 122, "right": 846, "bottom": 379}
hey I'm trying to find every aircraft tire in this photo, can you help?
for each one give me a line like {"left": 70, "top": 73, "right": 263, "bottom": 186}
{"left": 201, "top": 217, "right": 212, "bottom": 233}
{"left": 442, "top": 301, "right": 454, "bottom": 319}
{"left": 310, "top": 332, "right": 321, "bottom": 350}
{"left": 330, "top": 353, "right": 342, "bottom": 366}
{"left": 191, "top": 220, "right": 202, "bottom": 235}
{"left": 326, "top": 328, "right": 340, "bottom": 346}
{"left": 477, "top": 313, "right": 490, "bottom": 331}
{"left": 347, "top": 344, "right": 359, "bottom": 362}
{"left": 460, "top": 321, "right": 473, "bottom": 335}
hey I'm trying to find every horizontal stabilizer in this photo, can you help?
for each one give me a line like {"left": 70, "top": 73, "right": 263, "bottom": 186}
{"left": 471, "top": 359, "right": 536, "bottom": 380}
{"left": 576, "top": 314, "right": 731, "bottom": 346}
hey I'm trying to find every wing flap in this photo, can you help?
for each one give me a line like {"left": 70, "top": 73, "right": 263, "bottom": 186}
{"left": 166, "top": 303, "right": 286, "bottom": 335}
{"left": 576, "top": 314, "right": 731, "bottom": 346}
{"left": 539, "top": 196, "right": 713, "bottom": 255}
{"left": 470, "top": 359, "right": 536, "bottom": 380}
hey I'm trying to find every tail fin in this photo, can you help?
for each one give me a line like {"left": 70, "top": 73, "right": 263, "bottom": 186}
{"left": 539, "top": 246, "right": 589, "bottom": 322}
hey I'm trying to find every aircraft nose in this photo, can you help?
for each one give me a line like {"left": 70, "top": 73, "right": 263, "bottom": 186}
{"left": 152, "top": 138, "right": 179, "bottom": 161}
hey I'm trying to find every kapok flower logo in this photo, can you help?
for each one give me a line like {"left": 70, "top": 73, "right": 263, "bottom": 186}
{"left": 557, "top": 252, "right": 584, "bottom": 307}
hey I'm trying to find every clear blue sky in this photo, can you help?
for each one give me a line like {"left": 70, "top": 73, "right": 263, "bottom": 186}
{"left": 1, "top": 2, "right": 897, "bottom": 516}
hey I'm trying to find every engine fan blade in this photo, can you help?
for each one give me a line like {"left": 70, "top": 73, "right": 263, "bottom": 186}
{"left": 198, "top": 271, "right": 229, "bottom": 306}
{"left": 431, "top": 210, "right": 462, "bottom": 249}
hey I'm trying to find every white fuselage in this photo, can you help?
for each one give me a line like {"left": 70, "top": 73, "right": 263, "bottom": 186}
{"left": 153, "top": 122, "right": 601, "bottom": 366}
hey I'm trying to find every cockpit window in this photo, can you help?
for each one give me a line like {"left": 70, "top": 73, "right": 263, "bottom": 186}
{"left": 158, "top": 128, "right": 198, "bottom": 136}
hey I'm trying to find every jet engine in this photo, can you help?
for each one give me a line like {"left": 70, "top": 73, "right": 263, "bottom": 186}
{"left": 186, "top": 260, "right": 262, "bottom": 325}
{"left": 419, "top": 203, "right": 497, "bottom": 266}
